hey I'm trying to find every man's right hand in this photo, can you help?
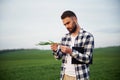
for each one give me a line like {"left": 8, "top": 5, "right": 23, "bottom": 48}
{"left": 51, "top": 43, "right": 58, "bottom": 52}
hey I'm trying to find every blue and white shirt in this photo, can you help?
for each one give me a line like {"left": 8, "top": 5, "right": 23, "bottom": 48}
{"left": 53, "top": 28, "right": 94, "bottom": 80}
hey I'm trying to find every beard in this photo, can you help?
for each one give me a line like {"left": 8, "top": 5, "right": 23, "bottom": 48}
{"left": 67, "top": 22, "right": 77, "bottom": 34}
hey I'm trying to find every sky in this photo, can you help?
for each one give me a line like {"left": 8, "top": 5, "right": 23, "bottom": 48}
{"left": 0, "top": 0, "right": 120, "bottom": 50}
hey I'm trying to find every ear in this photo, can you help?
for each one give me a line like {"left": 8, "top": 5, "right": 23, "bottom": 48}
{"left": 72, "top": 16, "right": 77, "bottom": 23}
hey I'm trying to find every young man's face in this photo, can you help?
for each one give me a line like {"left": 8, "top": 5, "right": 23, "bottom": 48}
{"left": 62, "top": 17, "right": 77, "bottom": 33}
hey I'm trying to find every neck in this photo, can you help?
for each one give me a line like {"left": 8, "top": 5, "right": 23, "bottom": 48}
{"left": 71, "top": 25, "right": 80, "bottom": 37}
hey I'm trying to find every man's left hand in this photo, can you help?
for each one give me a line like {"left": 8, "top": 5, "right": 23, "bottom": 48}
{"left": 60, "top": 45, "right": 72, "bottom": 54}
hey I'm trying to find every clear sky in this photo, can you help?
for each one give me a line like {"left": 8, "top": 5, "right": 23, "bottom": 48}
{"left": 0, "top": 0, "right": 120, "bottom": 50}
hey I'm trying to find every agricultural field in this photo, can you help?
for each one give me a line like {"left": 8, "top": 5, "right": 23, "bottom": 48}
{"left": 0, "top": 46, "right": 120, "bottom": 80}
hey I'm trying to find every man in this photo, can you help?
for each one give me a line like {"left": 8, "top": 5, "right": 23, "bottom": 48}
{"left": 51, "top": 10, "right": 94, "bottom": 80}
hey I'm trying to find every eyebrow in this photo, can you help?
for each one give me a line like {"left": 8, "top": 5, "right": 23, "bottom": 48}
{"left": 64, "top": 21, "right": 70, "bottom": 26}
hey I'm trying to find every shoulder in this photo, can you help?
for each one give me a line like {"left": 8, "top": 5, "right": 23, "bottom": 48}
{"left": 61, "top": 33, "right": 69, "bottom": 41}
{"left": 61, "top": 32, "right": 70, "bottom": 38}
{"left": 81, "top": 29, "right": 94, "bottom": 38}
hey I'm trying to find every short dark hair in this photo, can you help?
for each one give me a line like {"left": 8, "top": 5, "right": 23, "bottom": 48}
{"left": 61, "top": 10, "right": 77, "bottom": 19}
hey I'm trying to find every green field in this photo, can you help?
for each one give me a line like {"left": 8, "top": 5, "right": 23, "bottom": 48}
{"left": 0, "top": 46, "right": 120, "bottom": 80}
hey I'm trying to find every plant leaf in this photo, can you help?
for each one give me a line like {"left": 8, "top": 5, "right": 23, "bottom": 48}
{"left": 36, "top": 40, "right": 56, "bottom": 46}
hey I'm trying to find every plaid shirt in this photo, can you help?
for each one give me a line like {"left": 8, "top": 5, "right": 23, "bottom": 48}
{"left": 53, "top": 28, "right": 94, "bottom": 80}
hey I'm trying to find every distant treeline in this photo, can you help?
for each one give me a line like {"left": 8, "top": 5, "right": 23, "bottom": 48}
{"left": 0, "top": 48, "right": 41, "bottom": 54}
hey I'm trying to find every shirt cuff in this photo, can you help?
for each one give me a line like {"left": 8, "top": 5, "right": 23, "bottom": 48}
{"left": 53, "top": 45, "right": 60, "bottom": 55}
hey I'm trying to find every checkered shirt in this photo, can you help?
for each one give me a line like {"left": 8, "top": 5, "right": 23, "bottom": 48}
{"left": 53, "top": 28, "right": 94, "bottom": 80}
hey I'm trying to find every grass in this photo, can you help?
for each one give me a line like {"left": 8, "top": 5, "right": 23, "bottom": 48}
{"left": 90, "top": 46, "right": 120, "bottom": 80}
{"left": 0, "top": 46, "right": 120, "bottom": 80}
{"left": 0, "top": 50, "right": 61, "bottom": 80}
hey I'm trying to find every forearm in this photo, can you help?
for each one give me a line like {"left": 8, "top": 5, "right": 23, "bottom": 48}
{"left": 71, "top": 50, "right": 92, "bottom": 64}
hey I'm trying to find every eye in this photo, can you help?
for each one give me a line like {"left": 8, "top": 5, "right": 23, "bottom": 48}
{"left": 66, "top": 22, "right": 70, "bottom": 25}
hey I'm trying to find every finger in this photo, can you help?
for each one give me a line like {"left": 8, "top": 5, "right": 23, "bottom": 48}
{"left": 60, "top": 45, "right": 65, "bottom": 49}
